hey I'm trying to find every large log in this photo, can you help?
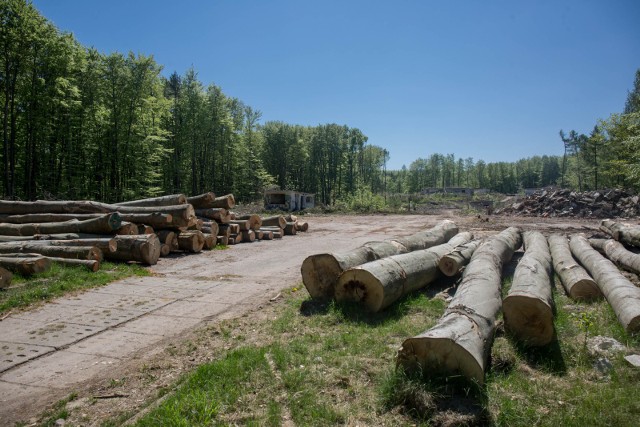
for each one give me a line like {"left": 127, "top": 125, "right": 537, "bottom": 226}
{"left": 259, "top": 230, "right": 274, "bottom": 240}
{"left": 548, "top": 234, "right": 601, "bottom": 300}
{"left": 570, "top": 234, "right": 640, "bottom": 333}
{"left": 335, "top": 232, "right": 474, "bottom": 312}
{"left": 236, "top": 214, "right": 262, "bottom": 231}
{"left": 1, "top": 253, "right": 100, "bottom": 272}
{"left": 295, "top": 221, "right": 309, "bottom": 232}
{"left": 0, "top": 212, "right": 172, "bottom": 227}
{"left": 261, "top": 215, "right": 286, "bottom": 229}
{"left": 217, "top": 235, "right": 229, "bottom": 246}
{"left": 201, "top": 221, "right": 219, "bottom": 237}
{"left": 45, "top": 238, "right": 117, "bottom": 254}
{"left": 0, "top": 255, "right": 51, "bottom": 275}
{"left": 241, "top": 229, "right": 256, "bottom": 242}
{"left": 187, "top": 192, "right": 216, "bottom": 208}
{"left": 600, "top": 219, "right": 640, "bottom": 248}
{"left": 116, "top": 222, "right": 138, "bottom": 235}
{"left": 301, "top": 220, "right": 458, "bottom": 300}
{"left": 228, "top": 219, "right": 251, "bottom": 231}
{"left": 202, "top": 233, "right": 216, "bottom": 250}
{"left": 0, "top": 266, "right": 11, "bottom": 288}
{"left": 438, "top": 239, "right": 483, "bottom": 276}
{"left": 284, "top": 222, "right": 297, "bottom": 235}
{"left": 503, "top": 231, "right": 555, "bottom": 346}
{"left": 177, "top": 230, "right": 205, "bottom": 253}
{"left": 0, "top": 213, "right": 121, "bottom": 236}
{"left": 590, "top": 238, "right": 640, "bottom": 274}
{"left": 114, "top": 194, "right": 187, "bottom": 207}
{"left": 105, "top": 235, "right": 161, "bottom": 265}
{"left": 397, "top": 227, "right": 522, "bottom": 384}
{"left": 0, "top": 242, "right": 102, "bottom": 260}
{"left": 195, "top": 208, "right": 230, "bottom": 223}
{"left": 208, "top": 194, "right": 235, "bottom": 210}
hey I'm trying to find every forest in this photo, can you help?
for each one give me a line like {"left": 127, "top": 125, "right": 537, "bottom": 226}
{"left": 2, "top": 0, "right": 640, "bottom": 206}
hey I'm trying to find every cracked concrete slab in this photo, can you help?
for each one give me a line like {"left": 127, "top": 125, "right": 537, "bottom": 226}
{"left": 0, "top": 341, "right": 55, "bottom": 373}
{"left": 68, "top": 329, "right": 164, "bottom": 359}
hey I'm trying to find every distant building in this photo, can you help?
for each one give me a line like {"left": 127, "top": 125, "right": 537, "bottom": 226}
{"left": 264, "top": 189, "right": 315, "bottom": 211}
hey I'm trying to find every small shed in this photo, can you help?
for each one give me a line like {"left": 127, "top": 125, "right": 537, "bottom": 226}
{"left": 264, "top": 190, "right": 315, "bottom": 211}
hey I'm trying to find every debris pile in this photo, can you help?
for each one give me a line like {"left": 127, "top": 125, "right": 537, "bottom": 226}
{"left": 495, "top": 189, "right": 640, "bottom": 218}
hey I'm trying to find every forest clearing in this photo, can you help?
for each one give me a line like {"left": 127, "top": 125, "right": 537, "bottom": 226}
{"left": 1, "top": 205, "right": 639, "bottom": 426}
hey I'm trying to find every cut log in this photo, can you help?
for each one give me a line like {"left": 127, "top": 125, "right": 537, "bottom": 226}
{"left": 259, "top": 230, "right": 273, "bottom": 240}
{"left": 116, "top": 222, "right": 138, "bottom": 235}
{"left": 271, "top": 230, "right": 282, "bottom": 239}
{"left": 160, "top": 243, "right": 171, "bottom": 257}
{"left": 45, "top": 238, "right": 117, "bottom": 254}
{"left": 284, "top": 214, "right": 298, "bottom": 222}
{"left": 241, "top": 230, "right": 256, "bottom": 242}
{"left": 230, "top": 232, "right": 243, "bottom": 244}
{"left": 503, "top": 231, "right": 555, "bottom": 346}
{"left": 295, "top": 221, "right": 309, "bottom": 232}
{"left": 438, "top": 239, "right": 483, "bottom": 276}
{"left": 0, "top": 266, "right": 12, "bottom": 288}
{"left": 397, "top": 227, "right": 522, "bottom": 384}
{"left": 0, "top": 212, "right": 173, "bottom": 228}
{"left": 590, "top": 238, "right": 640, "bottom": 275}
{"left": 301, "top": 220, "right": 459, "bottom": 300}
{"left": 105, "top": 234, "right": 161, "bottom": 265}
{"left": 216, "top": 225, "right": 231, "bottom": 238}
{"left": 570, "top": 234, "right": 640, "bottom": 333}
{"left": 202, "top": 233, "right": 216, "bottom": 250}
{"left": 335, "top": 232, "right": 474, "bottom": 312}
{"left": 600, "top": 219, "right": 640, "bottom": 248}
{"left": 0, "top": 255, "right": 51, "bottom": 275}
{"left": 114, "top": 194, "right": 187, "bottom": 207}
{"left": 236, "top": 214, "right": 262, "bottom": 231}
{"left": 548, "top": 234, "right": 601, "bottom": 300}
{"left": 217, "top": 235, "right": 229, "bottom": 246}
{"left": 261, "top": 215, "right": 286, "bottom": 229}
{"left": 46, "top": 257, "right": 100, "bottom": 272}
{"left": 0, "top": 213, "right": 121, "bottom": 236}
{"left": 201, "top": 221, "right": 219, "bottom": 237}
{"left": 284, "top": 222, "right": 297, "bottom": 235}
{"left": 208, "top": 194, "right": 235, "bottom": 210}
{"left": 177, "top": 230, "right": 205, "bottom": 253}
{"left": 137, "top": 224, "right": 154, "bottom": 235}
{"left": 0, "top": 243, "right": 102, "bottom": 260}
{"left": 187, "top": 192, "right": 216, "bottom": 208}
{"left": 228, "top": 220, "right": 251, "bottom": 231}
{"left": 259, "top": 226, "right": 283, "bottom": 232}
{"left": 156, "top": 230, "right": 176, "bottom": 250}
{"left": 195, "top": 208, "right": 230, "bottom": 223}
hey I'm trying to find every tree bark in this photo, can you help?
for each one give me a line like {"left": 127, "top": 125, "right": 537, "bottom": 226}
{"left": 200, "top": 221, "right": 219, "bottom": 237}
{"left": 600, "top": 219, "right": 640, "bottom": 248}
{"left": 105, "top": 234, "right": 161, "bottom": 265}
{"left": 241, "top": 229, "right": 256, "bottom": 242}
{"left": 336, "top": 232, "right": 473, "bottom": 312}
{"left": 115, "top": 222, "right": 138, "bottom": 235}
{"left": 228, "top": 219, "right": 251, "bottom": 231}
{"left": 570, "top": 234, "right": 640, "bottom": 333}
{"left": 397, "top": 227, "right": 522, "bottom": 384}
{"left": 45, "top": 238, "right": 117, "bottom": 254}
{"left": 503, "top": 231, "right": 555, "bottom": 346}
{"left": 0, "top": 243, "right": 102, "bottom": 260}
{"left": 187, "top": 192, "right": 216, "bottom": 208}
{"left": 0, "top": 255, "right": 51, "bottom": 276}
{"left": 259, "top": 230, "right": 274, "bottom": 240}
{"left": 295, "top": 221, "right": 309, "bottom": 232}
{"left": 114, "top": 194, "right": 187, "bottom": 207}
{"left": 195, "top": 208, "right": 230, "bottom": 223}
{"left": 202, "top": 233, "right": 216, "bottom": 250}
{"left": 0, "top": 213, "right": 121, "bottom": 236}
{"left": 236, "top": 214, "right": 262, "bottom": 231}
{"left": 548, "top": 234, "right": 601, "bottom": 301}
{"left": 0, "top": 266, "right": 12, "bottom": 289}
{"left": 177, "top": 230, "right": 205, "bottom": 253}
{"left": 284, "top": 222, "right": 297, "bottom": 235}
{"left": 207, "top": 194, "right": 235, "bottom": 210}
{"left": 302, "top": 220, "right": 459, "bottom": 300}
{"left": 589, "top": 238, "right": 640, "bottom": 275}
{"left": 261, "top": 215, "right": 286, "bottom": 229}
{"left": 0, "top": 212, "right": 172, "bottom": 227}
{"left": 438, "top": 239, "right": 483, "bottom": 276}
{"left": 45, "top": 257, "right": 100, "bottom": 272}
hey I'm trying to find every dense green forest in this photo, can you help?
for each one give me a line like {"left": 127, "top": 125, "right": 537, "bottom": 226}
{"left": 2, "top": 0, "right": 639, "bottom": 205}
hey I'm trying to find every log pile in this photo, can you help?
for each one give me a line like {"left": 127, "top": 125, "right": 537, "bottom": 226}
{"left": 494, "top": 189, "right": 640, "bottom": 218}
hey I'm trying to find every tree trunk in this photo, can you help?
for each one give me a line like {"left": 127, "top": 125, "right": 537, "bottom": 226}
{"left": 570, "top": 234, "right": 640, "bottom": 333}
{"left": 548, "top": 234, "right": 601, "bottom": 300}
{"left": 0, "top": 213, "right": 121, "bottom": 236}
{"left": 284, "top": 222, "right": 297, "bottom": 235}
{"left": 236, "top": 214, "right": 262, "bottom": 231}
{"left": 335, "top": 232, "right": 473, "bottom": 312}
{"left": 45, "top": 257, "right": 100, "bottom": 272}
{"left": 228, "top": 219, "right": 251, "bottom": 231}
{"left": 590, "top": 238, "right": 640, "bottom": 275}
{"left": 187, "top": 192, "right": 216, "bottom": 208}
{"left": 105, "top": 234, "right": 161, "bottom": 265}
{"left": 195, "top": 208, "right": 230, "bottom": 223}
{"left": 259, "top": 230, "right": 274, "bottom": 240}
{"left": 202, "top": 233, "right": 216, "bottom": 250}
{"left": 302, "top": 220, "right": 458, "bottom": 300}
{"left": 137, "top": 224, "right": 154, "bottom": 235}
{"left": 0, "top": 243, "right": 102, "bottom": 260}
{"left": 114, "top": 194, "right": 187, "bottom": 207}
{"left": 0, "top": 266, "right": 12, "bottom": 289}
{"left": 241, "top": 229, "right": 256, "bottom": 242}
{"left": 503, "top": 231, "right": 555, "bottom": 346}
{"left": 438, "top": 239, "right": 483, "bottom": 276}
{"left": 0, "top": 212, "right": 172, "bottom": 227}
{"left": 0, "top": 255, "right": 51, "bottom": 276}
{"left": 207, "top": 194, "right": 235, "bottom": 210}
{"left": 295, "top": 221, "right": 309, "bottom": 232}
{"left": 217, "top": 236, "right": 229, "bottom": 246}
{"left": 177, "top": 230, "right": 205, "bottom": 253}
{"left": 160, "top": 244, "right": 171, "bottom": 257}
{"left": 45, "top": 238, "right": 117, "bottom": 254}
{"left": 116, "top": 222, "right": 138, "bottom": 235}
{"left": 261, "top": 215, "right": 286, "bottom": 229}
{"left": 201, "top": 221, "right": 219, "bottom": 237}
{"left": 600, "top": 219, "right": 640, "bottom": 248}
{"left": 397, "top": 227, "right": 522, "bottom": 384}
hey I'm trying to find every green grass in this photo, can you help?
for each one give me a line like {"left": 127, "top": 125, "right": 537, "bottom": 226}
{"left": 0, "top": 262, "right": 149, "bottom": 315}
{"left": 127, "top": 276, "right": 640, "bottom": 426}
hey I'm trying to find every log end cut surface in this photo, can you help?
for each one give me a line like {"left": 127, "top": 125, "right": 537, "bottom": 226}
{"left": 334, "top": 269, "right": 385, "bottom": 312}
{"left": 438, "top": 256, "right": 458, "bottom": 276}
{"left": 503, "top": 294, "right": 555, "bottom": 346}
{"left": 569, "top": 278, "right": 602, "bottom": 301}
{"left": 301, "top": 254, "right": 342, "bottom": 299}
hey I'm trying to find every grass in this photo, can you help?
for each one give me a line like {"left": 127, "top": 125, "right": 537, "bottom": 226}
{"left": 117, "top": 274, "right": 640, "bottom": 426}
{"left": 0, "top": 262, "right": 149, "bottom": 315}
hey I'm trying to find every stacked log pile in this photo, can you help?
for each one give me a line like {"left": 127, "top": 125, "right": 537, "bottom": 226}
{"left": 494, "top": 189, "right": 640, "bottom": 218}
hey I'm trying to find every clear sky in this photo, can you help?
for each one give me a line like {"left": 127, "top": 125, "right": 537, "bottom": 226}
{"left": 32, "top": 0, "right": 640, "bottom": 170}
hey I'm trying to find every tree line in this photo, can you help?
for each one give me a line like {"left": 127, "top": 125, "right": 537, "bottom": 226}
{"left": 2, "top": 1, "right": 639, "bottom": 206}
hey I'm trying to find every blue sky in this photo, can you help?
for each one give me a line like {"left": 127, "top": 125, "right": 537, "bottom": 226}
{"left": 33, "top": 0, "right": 640, "bottom": 170}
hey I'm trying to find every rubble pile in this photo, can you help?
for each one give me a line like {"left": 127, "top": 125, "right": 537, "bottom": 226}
{"left": 495, "top": 189, "right": 640, "bottom": 218}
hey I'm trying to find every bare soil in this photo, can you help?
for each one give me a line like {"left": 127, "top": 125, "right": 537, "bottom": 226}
{"left": 22, "top": 212, "right": 603, "bottom": 426}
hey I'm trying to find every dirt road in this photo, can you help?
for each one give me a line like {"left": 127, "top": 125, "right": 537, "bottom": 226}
{"left": 0, "top": 213, "right": 600, "bottom": 426}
